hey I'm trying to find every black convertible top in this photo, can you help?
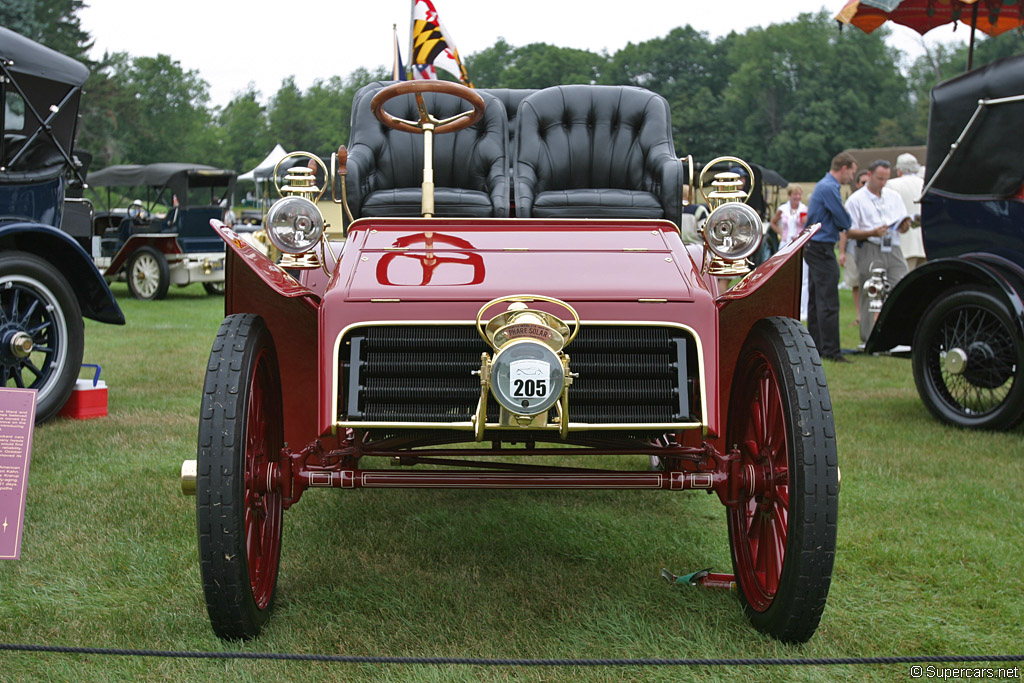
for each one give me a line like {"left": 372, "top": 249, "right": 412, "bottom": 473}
{"left": 0, "top": 26, "right": 90, "bottom": 86}
{"left": 926, "top": 54, "right": 1024, "bottom": 199}
{"left": 88, "top": 163, "right": 237, "bottom": 206}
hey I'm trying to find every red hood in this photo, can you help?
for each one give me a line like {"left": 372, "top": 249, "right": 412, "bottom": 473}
{"left": 327, "top": 217, "right": 698, "bottom": 304}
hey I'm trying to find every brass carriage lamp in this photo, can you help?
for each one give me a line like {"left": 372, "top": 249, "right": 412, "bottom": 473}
{"left": 473, "top": 295, "right": 579, "bottom": 440}
{"left": 698, "top": 157, "right": 764, "bottom": 277}
{"left": 264, "top": 153, "right": 331, "bottom": 269}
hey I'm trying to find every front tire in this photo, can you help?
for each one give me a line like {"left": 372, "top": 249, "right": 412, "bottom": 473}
{"left": 912, "top": 287, "right": 1024, "bottom": 430}
{"left": 196, "top": 314, "right": 284, "bottom": 639}
{"left": 0, "top": 251, "right": 85, "bottom": 423}
{"left": 126, "top": 246, "right": 169, "bottom": 300}
{"left": 203, "top": 281, "right": 225, "bottom": 296}
{"left": 726, "top": 317, "right": 838, "bottom": 643}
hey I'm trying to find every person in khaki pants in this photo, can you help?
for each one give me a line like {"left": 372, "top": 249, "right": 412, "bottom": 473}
{"left": 844, "top": 159, "right": 911, "bottom": 344}
{"left": 886, "top": 153, "right": 926, "bottom": 270}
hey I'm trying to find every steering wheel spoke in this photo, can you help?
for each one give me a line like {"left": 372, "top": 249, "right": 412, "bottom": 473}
{"left": 414, "top": 93, "right": 432, "bottom": 124}
{"left": 434, "top": 109, "right": 477, "bottom": 127}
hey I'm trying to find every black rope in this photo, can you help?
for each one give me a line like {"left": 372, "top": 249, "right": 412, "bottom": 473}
{"left": 1, "top": 644, "right": 1022, "bottom": 667}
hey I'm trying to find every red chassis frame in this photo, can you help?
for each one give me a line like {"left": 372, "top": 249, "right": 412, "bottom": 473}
{"left": 215, "top": 216, "right": 811, "bottom": 509}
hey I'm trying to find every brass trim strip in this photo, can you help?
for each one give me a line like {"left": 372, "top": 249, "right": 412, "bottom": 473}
{"left": 335, "top": 420, "right": 704, "bottom": 431}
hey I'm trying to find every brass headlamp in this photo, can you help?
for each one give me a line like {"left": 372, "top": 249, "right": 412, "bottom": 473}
{"left": 473, "top": 295, "right": 579, "bottom": 441}
{"left": 698, "top": 156, "right": 764, "bottom": 277}
{"left": 265, "top": 152, "right": 331, "bottom": 269}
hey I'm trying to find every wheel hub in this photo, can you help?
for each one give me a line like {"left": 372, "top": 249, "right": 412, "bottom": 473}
{"left": 253, "top": 462, "right": 281, "bottom": 494}
{"left": 2, "top": 328, "right": 33, "bottom": 361}
{"left": 742, "top": 458, "right": 774, "bottom": 498}
{"left": 942, "top": 347, "right": 967, "bottom": 375}
{"left": 964, "top": 341, "right": 1010, "bottom": 389}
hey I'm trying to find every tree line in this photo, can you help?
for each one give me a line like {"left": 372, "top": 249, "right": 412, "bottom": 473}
{"left": 5, "top": 2, "right": 1022, "bottom": 181}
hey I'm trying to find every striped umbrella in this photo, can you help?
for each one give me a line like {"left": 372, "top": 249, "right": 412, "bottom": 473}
{"left": 836, "top": 0, "right": 1024, "bottom": 68}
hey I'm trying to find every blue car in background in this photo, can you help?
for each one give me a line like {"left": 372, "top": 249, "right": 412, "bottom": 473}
{"left": 866, "top": 54, "right": 1024, "bottom": 431}
{"left": 0, "top": 27, "right": 124, "bottom": 422}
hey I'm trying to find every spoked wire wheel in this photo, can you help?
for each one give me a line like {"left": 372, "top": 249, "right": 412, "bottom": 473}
{"left": 913, "top": 287, "right": 1024, "bottom": 430}
{"left": 127, "top": 246, "right": 170, "bottom": 300}
{"left": 0, "top": 251, "right": 84, "bottom": 422}
{"left": 197, "top": 314, "right": 284, "bottom": 639}
{"left": 726, "top": 317, "right": 838, "bottom": 643}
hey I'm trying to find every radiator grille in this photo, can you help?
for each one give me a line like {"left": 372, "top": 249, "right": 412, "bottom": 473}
{"left": 340, "top": 325, "right": 698, "bottom": 428}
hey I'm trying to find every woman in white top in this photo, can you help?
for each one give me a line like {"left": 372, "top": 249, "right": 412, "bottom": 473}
{"left": 771, "top": 183, "right": 807, "bottom": 245}
{"left": 770, "top": 183, "right": 809, "bottom": 320}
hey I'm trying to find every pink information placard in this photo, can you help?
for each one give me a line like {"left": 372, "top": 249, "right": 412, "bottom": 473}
{"left": 0, "top": 388, "right": 36, "bottom": 560}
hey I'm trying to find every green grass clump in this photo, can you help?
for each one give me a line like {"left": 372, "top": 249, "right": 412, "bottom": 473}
{"left": 0, "top": 285, "right": 1020, "bottom": 682}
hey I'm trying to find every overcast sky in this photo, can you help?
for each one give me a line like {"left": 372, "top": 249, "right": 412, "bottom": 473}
{"left": 78, "top": 0, "right": 967, "bottom": 107}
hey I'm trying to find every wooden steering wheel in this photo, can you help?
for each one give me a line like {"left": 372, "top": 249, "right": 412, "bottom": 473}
{"left": 370, "top": 81, "right": 485, "bottom": 134}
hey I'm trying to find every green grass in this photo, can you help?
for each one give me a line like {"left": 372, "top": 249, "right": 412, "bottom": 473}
{"left": 0, "top": 284, "right": 1021, "bottom": 682}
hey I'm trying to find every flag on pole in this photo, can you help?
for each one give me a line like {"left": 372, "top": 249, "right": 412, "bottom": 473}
{"left": 408, "top": 0, "right": 473, "bottom": 86}
{"left": 391, "top": 24, "right": 407, "bottom": 80}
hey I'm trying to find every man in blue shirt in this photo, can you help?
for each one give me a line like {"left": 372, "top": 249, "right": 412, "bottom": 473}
{"left": 804, "top": 152, "right": 857, "bottom": 362}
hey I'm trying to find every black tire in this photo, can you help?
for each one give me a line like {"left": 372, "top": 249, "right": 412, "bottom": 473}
{"left": 726, "top": 317, "right": 838, "bottom": 643}
{"left": 126, "top": 246, "right": 170, "bottom": 300}
{"left": 196, "top": 314, "right": 284, "bottom": 639}
{"left": 203, "top": 281, "right": 225, "bottom": 296}
{"left": 0, "top": 251, "right": 85, "bottom": 423}
{"left": 912, "top": 286, "right": 1024, "bottom": 430}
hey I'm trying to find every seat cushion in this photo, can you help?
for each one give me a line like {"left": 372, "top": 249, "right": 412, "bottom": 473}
{"left": 531, "top": 189, "right": 665, "bottom": 219}
{"left": 362, "top": 187, "right": 494, "bottom": 218}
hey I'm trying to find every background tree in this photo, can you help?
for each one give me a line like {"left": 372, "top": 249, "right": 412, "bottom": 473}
{"left": 1, "top": 0, "right": 91, "bottom": 62}
{"left": 213, "top": 84, "right": 271, "bottom": 174}
{"left": 268, "top": 77, "right": 313, "bottom": 154}
{"left": 115, "top": 54, "right": 212, "bottom": 164}
{"left": 466, "top": 42, "right": 606, "bottom": 88}
{"left": 718, "top": 11, "right": 911, "bottom": 179}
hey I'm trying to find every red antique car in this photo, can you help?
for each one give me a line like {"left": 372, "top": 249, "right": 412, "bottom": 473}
{"left": 181, "top": 81, "right": 838, "bottom": 643}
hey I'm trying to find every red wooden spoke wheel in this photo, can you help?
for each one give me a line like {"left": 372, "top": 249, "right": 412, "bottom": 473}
{"left": 197, "top": 314, "right": 284, "bottom": 639}
{"left": 243, "top": 344, "right": 283, "bottom": 610}
{"left": 726, "top": 318, "right": 838, "bottom": 643}
{"left": 370, "top": 80, "right": 485, "bottom": 135}
{"left": 728, "top": 348, "right": 789, "bottom": 612}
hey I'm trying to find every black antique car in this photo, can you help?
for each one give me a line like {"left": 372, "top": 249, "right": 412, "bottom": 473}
{"left": 0, "top": 27, "right": 124, "bottom": 422}
{"left": 86, "top": 162, "right": 236, "bottom": 299}
{"left": 865, "top": 55, "right": 1024, "bottom": 430}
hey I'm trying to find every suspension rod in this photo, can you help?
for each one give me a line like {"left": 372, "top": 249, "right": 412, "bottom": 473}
{"left": 299, "top": 469, "right": 725, "bottom": 490}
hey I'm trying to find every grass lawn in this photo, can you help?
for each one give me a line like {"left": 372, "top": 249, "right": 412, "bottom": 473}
{"left": 0, "top": 283, "right": 1021, "bottom": 682}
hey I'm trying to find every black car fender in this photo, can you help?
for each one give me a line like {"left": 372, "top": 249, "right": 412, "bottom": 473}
{"left": 0, "top": 222, "right": 125, "bottom": 324}
{"left": 865, "top": 253, "right": 1024, "bottom": 353}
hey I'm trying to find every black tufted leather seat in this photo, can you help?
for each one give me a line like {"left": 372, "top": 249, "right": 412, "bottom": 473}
{"left": 514, "top": 85, "right": 683, "bottom": 226}
{"left": 346, "top": 81, "right": 509, "bottom": 218}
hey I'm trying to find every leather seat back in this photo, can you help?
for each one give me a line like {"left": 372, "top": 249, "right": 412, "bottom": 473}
{"left": 514, "top": 85, "right": 682, "bottom": 226}
{"left": 346, "top": 81, "right": 508, "bottom": 218}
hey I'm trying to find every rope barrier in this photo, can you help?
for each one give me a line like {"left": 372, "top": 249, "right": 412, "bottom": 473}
{"left": 1, "top": 643, "right": 1022, "bottom": 667}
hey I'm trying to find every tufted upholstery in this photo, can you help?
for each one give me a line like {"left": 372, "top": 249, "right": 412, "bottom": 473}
{"left": 478, "top": 89, "right": 538, "bottom": 150}
{"left": 346, "top": 81, "right": 509, "bottom": 218}
{"left": 514, "top": 86, "right": 683, "bottom": 226}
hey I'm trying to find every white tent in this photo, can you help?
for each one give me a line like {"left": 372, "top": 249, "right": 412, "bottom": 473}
{"left": 238, "top": 144, "right": 288, "bottom": 183}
